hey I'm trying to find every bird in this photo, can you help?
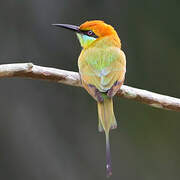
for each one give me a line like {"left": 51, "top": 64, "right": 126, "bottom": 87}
{"left": 52, "top": 20, "right": 126, "bottom": 177}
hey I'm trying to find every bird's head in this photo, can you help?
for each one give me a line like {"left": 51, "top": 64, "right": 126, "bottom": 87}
{"left": 52, "top": 20, "right": 120, "bottom": 48}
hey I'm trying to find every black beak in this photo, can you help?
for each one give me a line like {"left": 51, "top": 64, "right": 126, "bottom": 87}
{"left": 52, "top": 24, "right": 80, "bottom": 32}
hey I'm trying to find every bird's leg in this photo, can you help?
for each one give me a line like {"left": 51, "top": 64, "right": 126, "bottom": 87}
{"left": 81, "top": 81, "right": 103, "bottom": 102}
{"left": 107, "top": 80, "right": 124, "bottom": 97}
{"left": 88, "top": 84, "right": 104, "bottom": 102}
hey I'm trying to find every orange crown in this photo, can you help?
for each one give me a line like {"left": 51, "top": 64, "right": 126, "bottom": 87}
{"left": 80, "top": 20, "right": 118, "bottom": 37}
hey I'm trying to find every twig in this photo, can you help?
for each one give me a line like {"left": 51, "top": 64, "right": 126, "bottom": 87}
{"left": 0, "top": 62, "right": 179, "bottom": 112}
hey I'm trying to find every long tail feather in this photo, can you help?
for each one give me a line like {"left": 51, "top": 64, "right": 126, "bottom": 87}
{"left": 97, "top": 96, "right": 116, "bottom": 177}
{"left": 106, "top": 132, "right": 112, "bottom": 177}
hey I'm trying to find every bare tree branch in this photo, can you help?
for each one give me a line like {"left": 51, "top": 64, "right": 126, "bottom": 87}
{"left": 0, "top": 62, "right": 180, "bottom": 112}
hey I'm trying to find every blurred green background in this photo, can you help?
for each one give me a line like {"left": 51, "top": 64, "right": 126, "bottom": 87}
{"left": 0, "top": 0, "right": 180, "bottom": 179}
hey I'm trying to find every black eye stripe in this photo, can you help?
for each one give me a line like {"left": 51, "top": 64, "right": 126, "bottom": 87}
{"left": 81, "top": 30, "right": 98, "bottom": 38}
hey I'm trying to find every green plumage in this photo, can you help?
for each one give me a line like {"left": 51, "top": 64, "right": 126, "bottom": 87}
{"left": 78, "top": 37, "right": 125, "bottom": 92}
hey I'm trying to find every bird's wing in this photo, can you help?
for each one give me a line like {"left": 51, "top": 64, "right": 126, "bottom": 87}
{"left": 78, "top": 47, "right": 126, "bottom": 99}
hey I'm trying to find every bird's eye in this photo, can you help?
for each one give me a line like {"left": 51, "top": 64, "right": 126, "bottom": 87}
{"left": 81, "top": 30, "right": 98, "bottom": 38}
{"left": 87, "top": 30, "right": 93, "bottom": 36}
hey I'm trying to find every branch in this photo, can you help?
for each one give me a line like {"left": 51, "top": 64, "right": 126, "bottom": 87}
{"left": 0, "top": 63, "right": 180, "bottom": 112}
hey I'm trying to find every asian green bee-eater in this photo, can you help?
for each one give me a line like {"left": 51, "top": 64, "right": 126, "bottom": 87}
{"left": 53, "top": 20, "right": 126, "bottom": 177}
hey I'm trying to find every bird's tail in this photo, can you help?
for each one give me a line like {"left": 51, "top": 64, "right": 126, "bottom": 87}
{"left": 97, "top": 95, "right": 117, "bottom": 177}
{"left": 97, "top": 96, "right": 117, "bottom": 133}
